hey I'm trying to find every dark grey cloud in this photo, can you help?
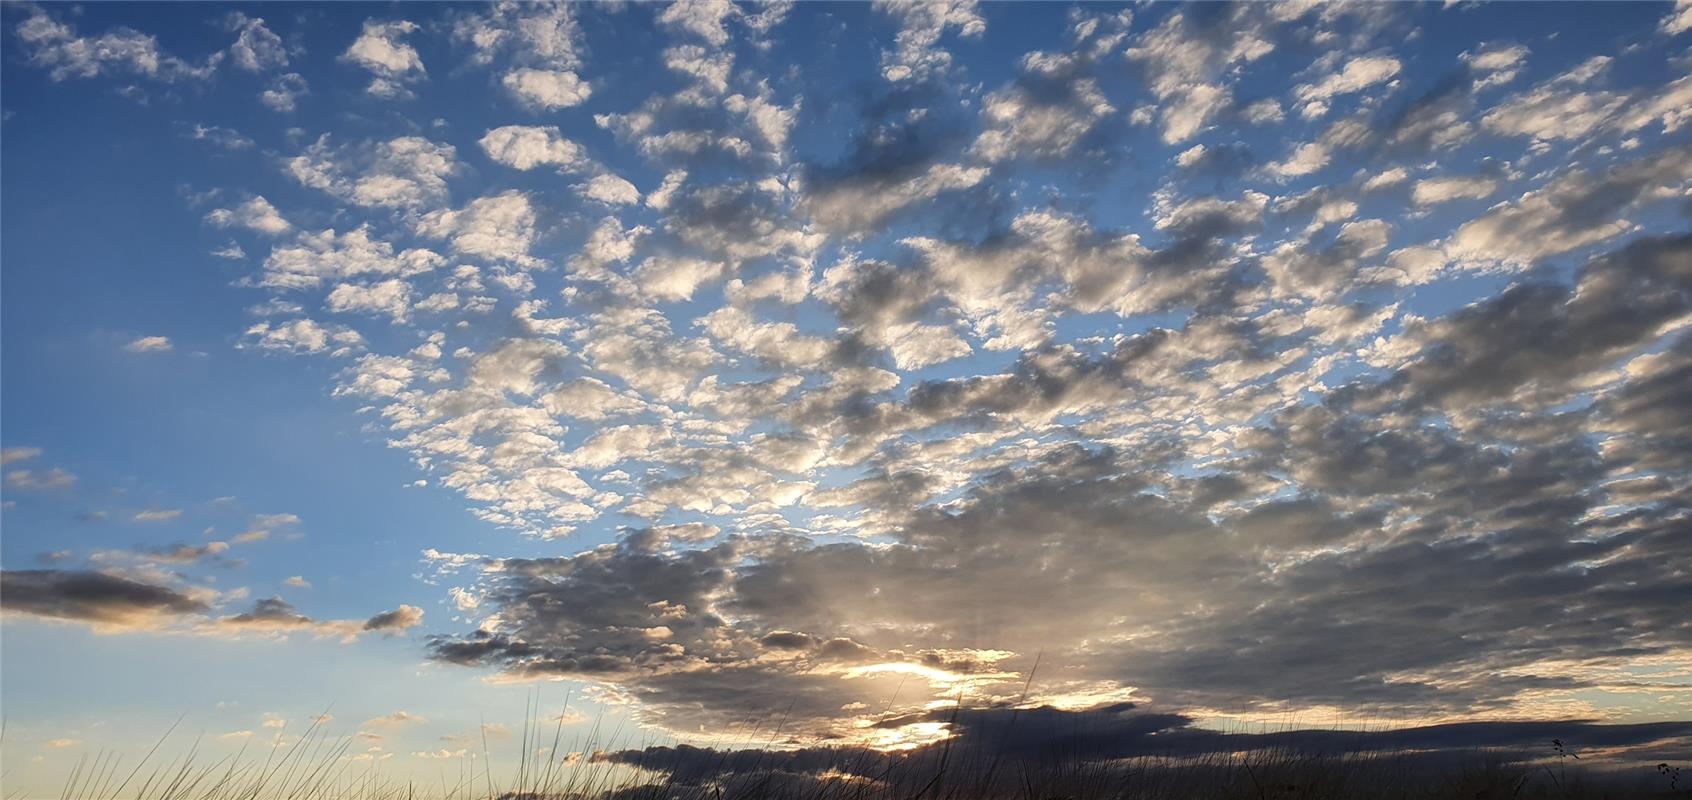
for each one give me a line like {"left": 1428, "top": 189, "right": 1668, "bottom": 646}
{"left": 224, "top": 596, "right": 314, "bottom": 628}
{"left": 427, "top": 540, "right": 747, "bottom": 677}
{"left": 1369, "top": 232, "right": 1692, "bottom": 412}
{"left": 1594, "top": 333, "right": 1692, "bottom": 475}
{"left": 969, "top": 10, "right": 1135, "bottom": 167}
{"left": 599, "top": 704, "right": 1692, "bottom": 789}
{"left": 364, "top": 603, "right": 424, "bottom": 632}
{"left": 878, "top": 706, "right": 1692, "bottom": 763}
{"left": 0, "top": 569, "right": 208, "bottom": 626}
{"left": 799, "top": 81, "right": 985, "bottom": 233}
{"left": 221, "top": 595, "right": 425, "bottom": 637}
{"left": 1176, "top": 141, "right": 1258, "bottom": 183}
{"left": 140, "top": 541, "right": 235, "bottom": 565}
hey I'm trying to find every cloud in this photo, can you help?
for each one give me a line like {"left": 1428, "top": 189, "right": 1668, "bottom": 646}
{"left": 260, "top": 73, "right": 309, "bottom": 112}
{"left": 364, "top": 604, "right": 424, "bottom": 632}
{"left": 576, "top": 174, "right": 640, "bottom": 206}
{"left": 601, "top": 709, "right": 1692, "bottom": 789}
{"left": 182, "top": 123, "right": 254, "bottom": 151}
{"left": 132, "top": 509, "right": 183, "bottom": 522}
{"left": 260, "top": 224, "right": 444, "bottom": 290}
{"left": 219, "top": 596, "right": 423, "bottom": 641}
{"left": 1264, "top": 141, "right": 1330, "bottom": 178}
{"left": 1666, "top": 0, "right": 1692, "bottom": 35}
{"left": 206, "top": 196, "right": 291, "bottom": 236}
{"left": 287, "top": 135, "right": 460, "bottom": 211}
{"left": 422, "top": 237, "right": 1692, "bottom": 736}
{"left": 1374, "top": 232, "right": 1692, "bottom": 411}
{"left": 35, "top": 1, "right": 1679, "bottom": 749}
{"left": 5, "top": 468, "right": 77, "bottom": 490}
{"left": 243, "top": 319, "right": 365, "bottom": 357}
{"left": 1410, "top": 174, "right": 1499, "bottom": 205}
{"left": 342, "top": 20, "right": 425, "bottom": 97}
{"left": 502, "top": 68, "right": 591, "bottom": 109}
{"left": 1463, "top": 43, "right": 1529, "bottom": 88}
{"left": 1294, "top": 55, "right": 1401, "bottom": 118}
{"left": 478, "top": 125, "right": 588, "bottom": 171}
{"left": 230, "top": 512, "right": 304, "bottom": 544}
{"left": 1482, "top": 61, "right": 1692, "bottom": 141}
{"left": 453, "top": 2, "right": 592, "bottom": 109}
{"left": 1125, "top": 6, "right": 1282, "bottom": 143}
{"left": 1362, "top": 167, "right": 1410, "bottom": 191}
{"left": 805, "top": 163, "right": 988, "bottom": 234}
{"left": 970, "top": 17, "right": 1125, "bottom": 163}
{"left": 874, "top": 0, "right": 986, "bottom": 83}
{"left": 222, "top": 596, "right": 317, "bottom": 629}
{"left": 414, "top": 191, "right": 539, "bottom": 264}
{"left": 1447, "top": 144, "right": 1692, "bottom": 265}
{"left": 11, "top": 5, "right": 218, "bottom": 82}
{"left": 125, "top": 336, "right": 173, "bottom": 353}
{"left": 593, "top": 63, "right": 798, "bottom": 164}
{"left": 0, "top": 570, "right": 209, "bottom": 628}
{"left": 226, "top": 13, "right": 286, "bottom": 72}
{"left": 1, "top": 447, "right": 43, "bottom": 466}
{"left": 663, "top": 44, "right": 733, "bottom": 95}
{"left": 363, "top": 710, "right": 427, "bottom": 728}
{"left": 1466, "top": 43, "right": 1529, "bottom": 72}
{"left": 658, "top": 0, "right": 736, "bottom": 47}
{"left": 124, "top": 541, "right": 230, "bottom": 565}
{"left": 326, "top": 279, "right": 414, "bottom": 323}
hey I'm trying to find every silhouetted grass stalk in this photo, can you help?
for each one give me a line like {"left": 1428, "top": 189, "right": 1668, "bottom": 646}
{"left": 15, "top": 701, "right": 1689, "bottom": 800}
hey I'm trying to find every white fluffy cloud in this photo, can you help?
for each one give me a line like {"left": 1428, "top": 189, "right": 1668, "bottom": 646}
{"left": 875, "top": 0, "right": 986, "bottom": 82}
{"left": 342, "top": 19, "right": 425, "bottom": 96}
{"left": 575, "top": 174, "right": 640, "bottom": 205}
{"left": 1410, "top": 174, "right": 1499, "bottom": 205}
{"left": 478, "top": 125, "right": 588, "bottom": 171}
{"left": 1662, "top": 0, "right": 1692, "bottom": 35}
{"left": 12, "top": 6, "right": 216, "bottom": 82}
{"left": 1125, "top": 7, "right": 1279, "bottom": 143}
{"left": 501, "top": 68, "right": 591, "bottom": 109}
{"left": 243, "top": 319, "right": 365, "bottom": 356}
{"left": 262, "top": 225, "right": 444, "bottom": 290}
{"left": 260, "top": 73, "right": 309, "bottom": 112}
{"left": 206, "top": 196, "right": 291, "bottom": 236}
{"left": 287, "top": 136, "right": 460, "bottom": 211}
{"left": 326, "top": 279, "right": 414, "bottom": 323}
{"left": 227, "top": 13, "right": 287, "bottom": 72}
{"left": 415, "top": 191, "right": 539, "bottom": 264}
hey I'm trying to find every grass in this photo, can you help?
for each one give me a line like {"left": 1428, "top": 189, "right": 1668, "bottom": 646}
{"left": 11, "top": 704, "right": 1689, "bottom": 800}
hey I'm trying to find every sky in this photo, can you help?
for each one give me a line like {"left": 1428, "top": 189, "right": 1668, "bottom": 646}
{"left": 2, "top": 0, "right": 1691, "bottom": 792}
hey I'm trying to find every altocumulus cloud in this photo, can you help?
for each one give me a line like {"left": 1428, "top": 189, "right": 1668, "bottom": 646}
{"left": 5, "top": 0, "right": 1691, "bottom": 754}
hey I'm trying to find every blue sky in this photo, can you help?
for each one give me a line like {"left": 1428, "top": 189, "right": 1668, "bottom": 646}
{"left": 3, "top": 0, "right": 1692, "bottom": 792}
